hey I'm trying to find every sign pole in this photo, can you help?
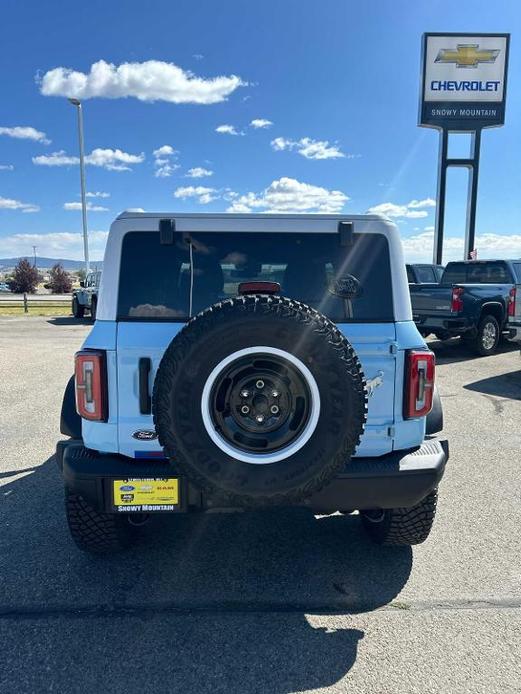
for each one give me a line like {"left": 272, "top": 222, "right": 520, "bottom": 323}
{"left": 464, "top": 128, "right": 482, "bottom": 259}
{"left": 433, "top": 129, "right": 448, "bottom": 264}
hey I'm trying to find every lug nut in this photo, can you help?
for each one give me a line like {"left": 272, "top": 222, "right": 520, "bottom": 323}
{"left": 240, "top": 390, "right": 250, "bottom": 398}
{"left": 272, "top": 390, "right": 279, "bottom": 398}
{"left": 255, "top": 380, "right": 265, "bottom": 389}
{"left": 270, "top": 405, "right": 279, "bottom": 415}
{"left": 241, "top": 405, "right": 250, "bottom": 414}
{"left": 256, "top": 414, "right": 265, "bottom": 423}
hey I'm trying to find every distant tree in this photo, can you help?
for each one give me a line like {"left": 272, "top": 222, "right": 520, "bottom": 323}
{"left": 7, "top": 258, "right": 40, "bottom": 293}
{"left": 47, "top": 263, "right": 73, "bottom": 294}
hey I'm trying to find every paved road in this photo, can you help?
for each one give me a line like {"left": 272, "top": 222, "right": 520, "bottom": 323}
{"left": 1, "top": 316, "right": 520, "bottom": 693}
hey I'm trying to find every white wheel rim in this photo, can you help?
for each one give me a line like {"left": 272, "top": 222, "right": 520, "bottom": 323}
{"left": 201, "top": 346, "right": 321, "bottom": 464}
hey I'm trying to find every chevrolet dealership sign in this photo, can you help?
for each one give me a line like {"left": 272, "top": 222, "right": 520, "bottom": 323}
{"left": 420, "top": 33, "right": 510, "bottom": 129}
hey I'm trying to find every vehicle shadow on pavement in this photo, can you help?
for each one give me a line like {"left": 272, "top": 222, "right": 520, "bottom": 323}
{"left": 464, "top": 369, "right": 521, "bottom": 400}
{"left": 0, "top": 455, "right": 413, "bottom": 692}
{"left": 46, "top": 316, "right": 91, "bottom": 326}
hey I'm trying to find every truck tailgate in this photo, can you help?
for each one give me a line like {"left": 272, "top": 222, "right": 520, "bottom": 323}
{"left": 410, "top": 285, "right": 453, "bottom": 317}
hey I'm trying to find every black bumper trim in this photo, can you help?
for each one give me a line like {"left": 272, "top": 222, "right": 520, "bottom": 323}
{"left": 58, "top": 438, "right": 448, "bottom": 514}
{"left": 307, "top": 438, "right": 448, "bottom": 512}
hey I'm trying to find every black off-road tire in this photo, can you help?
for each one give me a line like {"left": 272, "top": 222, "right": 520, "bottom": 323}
{"left": 360, "top": 489, "right": 438, "bottom": 546}
{"left": 65, "top": 487, "right": 139, "bottom": 554}
{"left": 72, "top": 296, "right": 84, "bottom": 319}
{"left": 153, "top": 295, "right": 367, "bottom": 507}
{"left": 90, "top": 297, "right": 97, "bottom": 322}
{"left": 471, "top": 314, "right": 500, "bottom": 356}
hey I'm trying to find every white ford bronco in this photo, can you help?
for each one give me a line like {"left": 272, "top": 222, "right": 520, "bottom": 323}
{"left": 57, "top": 212, "right": 448, "bottom": 554}
{"left": 71, "top": 269, "right": 101, "bottom": 320}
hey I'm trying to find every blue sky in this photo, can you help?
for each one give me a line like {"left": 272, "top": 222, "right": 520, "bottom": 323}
{"left": 0, "top": 0, "right": 519, "bottom": 262}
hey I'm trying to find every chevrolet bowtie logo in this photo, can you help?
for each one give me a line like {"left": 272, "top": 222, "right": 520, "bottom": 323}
{"left": 435, "top": 44, "right": 500, "bottom": 68}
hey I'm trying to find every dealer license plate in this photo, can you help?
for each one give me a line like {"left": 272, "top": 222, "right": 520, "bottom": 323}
{"left": 112, "top": 478, "right": 179, "bottom": 513}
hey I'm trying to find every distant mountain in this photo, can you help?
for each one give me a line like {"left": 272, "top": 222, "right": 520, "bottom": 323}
{"left": 0, "top": 257, "right": 103, "bottom": 271}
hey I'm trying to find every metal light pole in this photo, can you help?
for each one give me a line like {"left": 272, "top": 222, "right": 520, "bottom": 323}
{"left": 32, "top": 245, "right": 37, "bottom": 268}
{"left": 68, "top": 98, "right": 90, "bottom": 274}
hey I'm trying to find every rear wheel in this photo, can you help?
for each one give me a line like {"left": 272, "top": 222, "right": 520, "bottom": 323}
{"left": 360, "top": 490, "right": 438, "bottom": 546}
{"left": 471, "top": 314, "right": 500, "bottom": 356}
{"left": 90, "top": 297, "right": 97, "bottom": 321}
{"left": 65, "top": 487, "right": 140, "bottom": 554}
{"left": 72, "top": 296, "right": 84, "bottom": 319}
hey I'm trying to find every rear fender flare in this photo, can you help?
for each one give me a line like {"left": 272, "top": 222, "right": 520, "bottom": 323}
{"left": 426, "top": 385, "right": 443, "bottom": 435}
{"left": 60, "top": 375, "right": 82, "bottom": 439}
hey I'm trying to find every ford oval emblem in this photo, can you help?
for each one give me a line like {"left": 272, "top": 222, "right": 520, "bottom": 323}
{"left": 120, "top": 485, "right": 135, "bottom": 492}
{"left": 132, "top": 430, "right": 158, "bottom": 441}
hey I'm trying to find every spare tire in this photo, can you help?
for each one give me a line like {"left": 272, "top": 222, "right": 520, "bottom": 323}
{"left": 153, "top": 295, "right": 367, "bottom": 507}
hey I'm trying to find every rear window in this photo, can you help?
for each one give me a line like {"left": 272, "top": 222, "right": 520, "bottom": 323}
{"left": 117, "top": 231, "right": 394, "bottom": 322}
{"left": 442, "top": 262, "right": 512, "bottom": 284}
{"left": 415, "top": 266, "right": 436, "bottom": 283}
{"left": 434, "top": 266, "right": 444, "bottom": 282}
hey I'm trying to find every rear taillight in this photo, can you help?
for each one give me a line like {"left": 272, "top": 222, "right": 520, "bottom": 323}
{"left": 508, "top": 287, "right": 516, "bottom": 318}
{"left": 75, "top": 350, "right": 107, "bottom": 421}
{"left": 404, "top": 350, "right": 435, "bottom": 419}
{"left": 451, "top": 286, "right": 464, "bottom": 313}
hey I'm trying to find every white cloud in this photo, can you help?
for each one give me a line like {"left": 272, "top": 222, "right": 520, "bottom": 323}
{"left": 32, "top": 150, "right": 78, "bottom": 167}
{"left": 124, "top": 207, "right": 145, "bottom": 213}
{"left": 39, "top": 59, "right": 245, "bottom": 104}
{"left": 0, "top": 164, "right": 14, "bottom": 171}
{"left": 407, "top": 198, "right": 436, "bottom": 209}
{"left": 226, "top": 177, "right": 349, "bottom": 214}
{"left": 186, "top": 167, "right": 213, "bottom": 178}
{"left": 153, "top": 145, "right": 176, "bottom": 158}
{"left": 192, "top": 54, "right": 204, "bottom": 61}
{"left": 0, "top": 231, "right": 108, "bottom": 260}
{"left": 86, "top": 148, "right": 144, "bottom": 171}
{"left": 152, "top": 144, "right": 179, "bottom": 178}
{"left": 32, "top": 148, "right": 144, "bottom": 171}
{"left": 216, "top": 124, "right": 242, "bottom": 136}
{"left": 271, "top": 137, "right": 346, "bottom": 160}
{"left": 155, "top": 163, "right": 180, "bottom": 178}
{"left": 63, "top": 202, "right": 109, "bottom": 212}
{"left": 250, "top": 118, "right": 273, "bottom": 129}
{"left": 401, "top": 229, "right": 521, "bottom": 263}
{"left": 0, "top": 196, "right": 40, "bottom": 213}
{"left": 367, "top": 199, "right": 436, "bottom": 219}
{"left": 0, "top": 126, "right": 50, "bottom": 145}
{"left": 174, "top": 185, "right": 217, "bottom": 204}
{"left": 86, "top": 191, "right": 110, "bottom": 198}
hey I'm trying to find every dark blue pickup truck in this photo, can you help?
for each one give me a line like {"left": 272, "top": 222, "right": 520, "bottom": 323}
{"left": 410, "top": 259, "right": 521, "bottom": 355}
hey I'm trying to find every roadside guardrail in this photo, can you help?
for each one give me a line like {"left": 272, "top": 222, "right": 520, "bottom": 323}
{"left": 0, "top": 293, "right": 71, "bottom": 314}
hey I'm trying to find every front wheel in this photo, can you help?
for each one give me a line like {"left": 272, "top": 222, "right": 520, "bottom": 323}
{"left": 471, "top": 314, "right": 500, "bottom": 356}
{"left": 65, "top": 487, "right": 140, "bottom": 554}
{"left": 360, "top": 489, "right": 438, "bottom": 546}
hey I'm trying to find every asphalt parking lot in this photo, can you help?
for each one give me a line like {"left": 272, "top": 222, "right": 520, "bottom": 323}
{"left": 1, "top": 316, "right": 520, "bottom": 693}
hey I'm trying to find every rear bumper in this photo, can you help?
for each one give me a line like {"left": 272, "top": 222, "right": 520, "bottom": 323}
{"left": 507, "top": 323, "right": 521, "bottom": 341}
{"left": 413, "top": 314, "right": 472, "bottom": 335}
{"left": 57, "top": 438, "right": 449, "bottom": 514}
